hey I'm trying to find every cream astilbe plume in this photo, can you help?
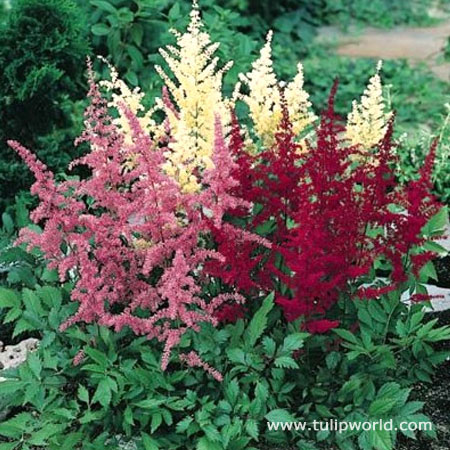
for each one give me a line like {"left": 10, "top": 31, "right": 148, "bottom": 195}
{"left": 285, "top": 63, "right": 317, "bottom": 138}
{"left": 346, "top": 61, "right": 392, "bottom": 149}
{"left": 155, "top": 0, "right": 233, "bottom": 193}
{"left": 238, "top": 31, "right": 280, "bottom": 146}
{"left": 99, "top": 58, "right": 156, "bottom": 145}
{"left": 238, "top": 32, "right": 315, "bottom": 147}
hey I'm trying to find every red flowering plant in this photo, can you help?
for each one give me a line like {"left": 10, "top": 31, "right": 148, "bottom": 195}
{"left": 221, "top": 43, "right": 447, "bottom": 335}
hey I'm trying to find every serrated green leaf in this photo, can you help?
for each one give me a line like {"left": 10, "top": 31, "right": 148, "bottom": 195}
{"left": 244, "top": 293, "right": 274, "bottom": 348}
{"left": 176, "top": 416, "right": 193, "bottom": 433}
{"left": 92, "top": 378, "right": 112, "bottom": 407}
{"left": 369, "top": 428, "right": 392, "bottom": 450}
{"left": 225, "top": 379, "right": 239, "bottom": 405}
{"left": 141, "top": 432, "right": 160, "bottom": 450}
{"left": 151, "top": 412, "right": 163, "bottom": 433}
{"left": 245, "top": 419, "right": 259, "bottom": 440}
{"left": 280, "top": 333, "right": 308, "bottom": 354}
{"left": 135, "top": 398, "right": 164, "bottom": 409}
{"left": 333, "top": 328, "right": 358, "bottom": 344}
{"left": 265, "top": 409, "right": 296, "bottom": 423}
{"left": 196, "top": 437, "right": 223, "bottom": 450}
{"left": 274, "top": 356, "right": 299, "bottom": 369}
{"left": 262, "top": 336, "right": 276, "bottom": 357}
{"left": 84, "top": 347, "right": 108, "bottom": 369}
{"left": 27, "top": 352, "right": 42, "bottom": 380}
{"left": 0, "top": 288, "right": 19, "bottom": 308}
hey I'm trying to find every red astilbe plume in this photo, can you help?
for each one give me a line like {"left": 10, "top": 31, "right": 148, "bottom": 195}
{"left": 226, "top": 80, "right": 444, "bottom": 330}
{"left": 278, "top": 83, "right": 444, "bottom": 325}
{"left": 8, "top": 63, "right": 257, "bottom": 377}
{"left": 214, "top": 94, "right": 307, "bottom": 295}
{"left": 277, "top": 81, "right": 372, "bottom": 322}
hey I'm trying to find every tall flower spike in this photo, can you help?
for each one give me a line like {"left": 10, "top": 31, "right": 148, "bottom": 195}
{"left": 99, "top": 58, "right": 157, "bottom": 146}
{"left": 155, "top": 0, "right": 233, "bottom": 193}
{"left": 238, "top": 33, "right": 315, "bottom": 147}
{"left": 284, "top": 63, "right": 317, "bottom": 138}
{"left": 346, "top": 61, "right": 392, "bottom": 149}
{"left": 238, "top": 31, "right": 281, "bottom": 146}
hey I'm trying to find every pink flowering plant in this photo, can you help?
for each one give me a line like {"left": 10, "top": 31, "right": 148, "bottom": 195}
{"left": 7, "top": 58, "right": 268, "bottom": 380}
{"left": 1, "top": 2, "right": 450, "bottom": 449}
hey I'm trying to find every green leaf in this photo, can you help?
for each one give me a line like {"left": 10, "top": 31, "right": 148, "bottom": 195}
{"left": 27, "top": 352, "right": 42, "bottom": 380}
{"left": 85, "top": 347, "right": 109, "bottom": 369}
{"left": 0, "top": 288, "right": 19, "bottom": 308}
{"left": 334, "top": 328, "right": 358, "bottom": 344}
{"left": 280, "top": 333, "right": 308, "bottom": 354}
{"left": 135, "top": 398, "right": 164, "bottom": 409}
{"left": 424, "top": 206, "right": 448, "bottom": 235}
{"left": 0, "top": 443, "right": 19, "bottom": 450}
{"left": 197, "top": 437, "right": 223, "bottom": 450}
{"left": 176, "top": 416, "right": 193, "bottom": 433}
{"left": 0, "top": 380, "right": 26, "bottom": 396}
{"left": 325, "top": 352, "right": 340, "bottom": 370}
{"left": 265, "top": 409, "right": 296, "bottom": 423}
{"left": 28, "top": 424, "right": 61, "bottom": 446}
{"left": 91, "top": 23, "right": 111, "bottom": 36}
{"left": 2, "top": 213, "right": 14, "bottom": 233}
{"left": 244, "top": 293, "right": 274, "bottom": 348}
{"left": 151, "top": 412, "right": 163, "bottom": 433}
{"left": 91, "top": 0, "right": 117, "bottom": 14}
{"left": 141, "top": 432, "right": 160, "bottom": 450}
{"left": 262, "top": 336, "right": 276, "bottom": 357}
{"left": 127, "top": 45, "right": 144, "bottom": 68}
{"left": 203, "top": 424, "right": 221, "bottom": 442}
{"left": 274, "top": 356, "right": 299, "bottom": 369}
{"left": 37, "top": 286, "right": 62, "bottom": 309}
{"left": 130, "top": 23, "right": 143, "bottom": 46}
{"left": 419, "top": 261, "right": 438, "bottom": 282}
{"left": 369, "top": 398, "right": 397, "bottom": 417}
{"left": 226, "top": 348, "right": 246, "bottom": 365}
{"left": 60, "top": 433, "right": 83, "bottom": 450}
{"left": 369, "top": 428, "right": 393, "bottom": 450}
{"left": 245, "top": 419, "right": 259, "bottom": 440}
{"left": 92, "top": 378, "right": 112, "bottom": 407}
{"left": 225, "top": 379, "right": 239, "bottom": 405}
{"left": 124, "top": 406, "right": 134, "bottom": 426}
{"left": 13, "top": 318, "right": 35, "bottom": 337}
{"left": 168, "top": 2, "right": 181, "bottom": 20}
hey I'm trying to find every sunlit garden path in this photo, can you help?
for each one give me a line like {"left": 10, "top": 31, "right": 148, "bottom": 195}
{"left": 319, "top": 20, "right": 450, "bottom": 81}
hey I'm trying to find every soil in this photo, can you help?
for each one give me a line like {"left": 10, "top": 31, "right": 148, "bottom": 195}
{"left": 435, "top": 256, "right": 450, "bottom": 289}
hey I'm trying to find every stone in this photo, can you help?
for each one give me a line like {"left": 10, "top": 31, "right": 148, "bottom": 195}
{"left": 0, "top": 338, "right": 39, "bottom": 381}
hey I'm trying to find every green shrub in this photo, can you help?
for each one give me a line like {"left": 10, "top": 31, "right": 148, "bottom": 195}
{"left": 0, "top": 0, "right": 89, "bottom": 210}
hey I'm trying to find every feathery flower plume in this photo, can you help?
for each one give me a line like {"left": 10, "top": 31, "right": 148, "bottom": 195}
{"left": 155, "top": 0, "right": 233, "bottom": 192}
{"left": 8, "top": 59, "right": 257, "bottom": 378}
{"left": 346, "top": 61, "right": 392, "bottom": 150}
{"left": 238, "top": 32, "right": 315, "bottom": 147}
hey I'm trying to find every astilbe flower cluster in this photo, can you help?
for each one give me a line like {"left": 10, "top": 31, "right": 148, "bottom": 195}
{"left": 227, "top": 80, "right": 443, "bottom": 332}
{"left": 8, "top": 61, "right": 262, "bottom": 378}
{"left": 8, "top": 1, "right": 446, "bottom": 376}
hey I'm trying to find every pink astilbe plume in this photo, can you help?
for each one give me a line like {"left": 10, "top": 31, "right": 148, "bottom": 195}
{"left": 8, "top": 62, "right": 258, "bottom": 377}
